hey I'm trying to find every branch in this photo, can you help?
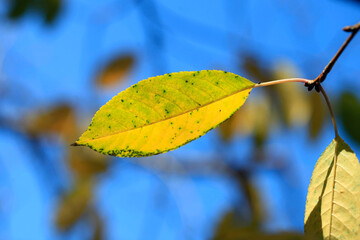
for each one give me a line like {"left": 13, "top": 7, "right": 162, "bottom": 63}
{"left": 305, "top": 21, "right": 360, "bottom": 91}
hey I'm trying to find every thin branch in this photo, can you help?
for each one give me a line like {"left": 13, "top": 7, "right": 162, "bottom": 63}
{"left": 254, "top": 78, "right": 311, "bottom": 88}
{"left": 319, "top": 85, "right": 339, "bottom": 138}
{"left": 306, "top": 21, "right": 360, "bottom": 90}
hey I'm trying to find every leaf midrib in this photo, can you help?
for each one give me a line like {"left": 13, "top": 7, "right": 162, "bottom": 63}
{"left": 81, "top": 84, "right": 254, "bottom": 142}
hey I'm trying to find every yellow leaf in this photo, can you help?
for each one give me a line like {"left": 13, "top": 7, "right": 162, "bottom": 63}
{"left": 96, "top": 54, "right": 134, "bottom": 88}
{"left": 74, "top": 70, "right": 255, "bottom": 157}
{"left": 304, "top": 136, "right": 360, "bottom": 239}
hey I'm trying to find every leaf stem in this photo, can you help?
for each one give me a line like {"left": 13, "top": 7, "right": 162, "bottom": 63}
{"left": 306, "top": 21, "right": 360, "bottom": 89}
{"left": 253, "top": 78, "right": 311, "bottom": 88}
{"left": 319, "top": 85, "right": 339, "bottom": 138}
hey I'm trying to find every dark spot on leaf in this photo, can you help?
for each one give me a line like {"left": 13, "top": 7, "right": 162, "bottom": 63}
{"left": 215, "top": 81, "right": 219, "bottom": 85}
{"left": 191, "top": 83, "right": 194, "bottom": 85}
{"left": 165, "top": 109, "right": 169, "bottom": 114}
{"left": 185, "top": 80, "right": 188, "bottom": 83}
{"left": 107, "top": 114, "right": 111, "bottom": 117}
{"left": 178, "top": 127, "right": 182, "bottom": 130}
{"left": 193, "top": 73, "right": 195, "bottom": 76}
{"left": 168, "top": 74, "right": 172, "bottom": 77}
{"left": 170, "top": 122, "right": 173, "bottom": 125}
{"left": 108, "top": 126, "right": 111, "bottom": 129}
{"left": 190, "top": 131, "right": 193, "bottom": 133}
{"left": 163, "top": 89, "right": 166, "bottom": 93}
{"left": 197, "top": 121, "right": 199, "bottom": 124}
{"left": 146, "top": 120, "right": 150, "bottom": 124}
{"left": 121, "top": 99, "right": 124, "bottom": 102}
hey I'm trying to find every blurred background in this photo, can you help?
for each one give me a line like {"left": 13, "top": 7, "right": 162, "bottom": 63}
{"left": 0, "top": 0, "right": 359, "bottom": 239}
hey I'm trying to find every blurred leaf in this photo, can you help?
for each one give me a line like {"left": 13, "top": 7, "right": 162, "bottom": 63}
{"left": 308, "top": 91, "right": 325, "bottom": 139}
{"left": 234, "top": 171, "right": 263, "bottom": 227}
{"left": 40, "top": 0, "right": 62, "bottom": 24}
{"left": 272, "top": 62, "right": 310, "bottom": 127}
{"left": 7, "top": 0, "right": 30, "bottom": 19}
{"left": 241, "top": 54, "right": 272, "bottom": 82}
{"left": 55, "top": 180, "right": 93, "bottom": 231}
{"left": 96, "top": 54, "right": 135, "bottom": 88}
{"left": 75, "top": 71, "right": 255, "bottom": 157}
{"left": 218, "top": 103, "right": 254, "bottom": 142}
{"left": 68, "top": 147, "right": 110, "bottom": 179}
{"left": 26, "top": 104, "right": 76, "bottom": 141}
{"left": 90, "top": 210, "right": 104, "bottom": 240}
{"left": 6, "top": 0, "right": 62, "bottom": 24}
{"left": 304, "top": 137, "right": 360, "bottom": 239}
{"left": 338, "top": 92, "right": 360, "bottom": 144}
{"left": 253, "top": 99, "right": 271, "bottom": 148}
{"left": 213, "top": 210, "right": 304, "bottom": 240}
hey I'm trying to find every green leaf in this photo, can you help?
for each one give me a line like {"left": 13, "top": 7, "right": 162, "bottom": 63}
{"left": 74, "top": 70, "right": 254, "bottom": 157}
{"left": 338, "top": 92, "right": 360, "bottom": 145}
{"left": 304, "top": 136, "right": 360, "bottom": 240}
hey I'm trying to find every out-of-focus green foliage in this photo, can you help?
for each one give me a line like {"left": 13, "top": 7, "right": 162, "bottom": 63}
{"left": 213, "top": 210, "right": 305, "bottom": 240}
{"left": 6, "top": 0, "right": 62, "bottom": 24}
{"left": 338, "top": 92, "right": 360, "bottom": 145}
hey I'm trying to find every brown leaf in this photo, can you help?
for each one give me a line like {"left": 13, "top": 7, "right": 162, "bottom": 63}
{"left": 55, "top": 179, "right": 93, "bottom": 231}
{"left": 96, "top": 54, "right": 135, "bottom": 88}
{"left": 309, "top": 91, "right": 325, "bottom": 139}
{"left": 68, "top": 147, "right": 110, "bottom": 179}
{"left": 26, "top": 104, "right": 76, "bottom": 141}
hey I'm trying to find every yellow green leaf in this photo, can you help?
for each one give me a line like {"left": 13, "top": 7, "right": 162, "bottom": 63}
{"left": 304, "top": 136, "right": 360, "bottom": 239}
{"left": 74, "top": 70, "right": 255, "bottom": 157}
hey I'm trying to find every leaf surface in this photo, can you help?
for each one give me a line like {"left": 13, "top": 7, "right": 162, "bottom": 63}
{"left": 304, "top": 137, "right": 360, "bottom": 239}
{"left": 75, "top": 70, "right": 254, "bottom": 157}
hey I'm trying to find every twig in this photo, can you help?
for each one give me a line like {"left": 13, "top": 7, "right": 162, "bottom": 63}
{"left": 254, "top": 78, "right": 310, "bottom": 88}
{"left": 319, "top": 85, "right": 339, "bottom": 138}
{"left": 306, "top": 21, "right": 360, "bottom": 91}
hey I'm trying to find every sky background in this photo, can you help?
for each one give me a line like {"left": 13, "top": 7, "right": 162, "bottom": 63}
{"left": 0, "top": 0, "right": 360, "bottom": 239}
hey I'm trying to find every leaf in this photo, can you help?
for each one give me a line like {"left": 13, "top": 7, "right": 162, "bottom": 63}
{"left": 304, "top": 136, "right": 360, "bottom": 240}
{"left": 74, "top": 70, "right": 255, "bottom": 157}
{"left": 338, "top": 92, "right": 360, "bottom": 145}
{"left": 272, "top": 62, "right": 310, "bottom": 127}
{"left": 96, "top": 54, "right": 134, "bottom": 88}
{"left": 26, "top": 104, "right": 76, "bottom": 141}
{"left": 55, "top": 180, "right": 93, "bottom": 231}
{"left": 68, "top": 147, "right": 110, "bottom": 178}
{"left": 213, "top": 210, "right": 304, "bottom": 240}
{"left": 309, "top": 91, "right": 325, "bottom": 139}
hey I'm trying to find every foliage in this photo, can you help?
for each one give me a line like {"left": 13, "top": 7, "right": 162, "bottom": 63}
{"left": 75, "top": 32, "right": 360, "bottom": 238}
